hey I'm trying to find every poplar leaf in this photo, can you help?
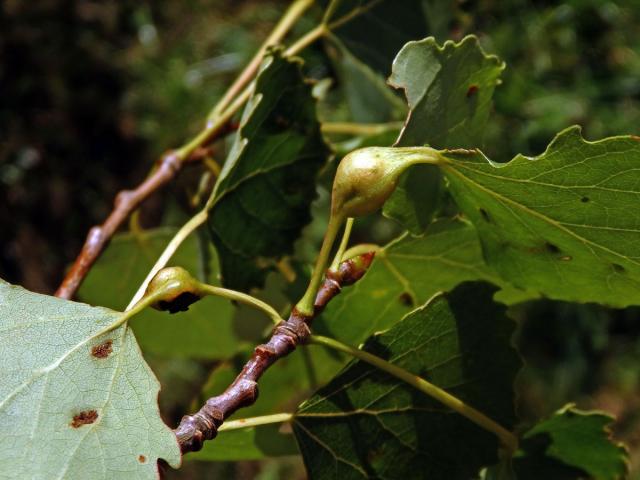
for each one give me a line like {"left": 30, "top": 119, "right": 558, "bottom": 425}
{"left": 440, "top": 127, "right": 640, "bottom": 307}
{"left": 295, "top": 282, "right": 520, "bottom": 479}
{"left": 0, "top": 280, "right": 181, "bottom": 479}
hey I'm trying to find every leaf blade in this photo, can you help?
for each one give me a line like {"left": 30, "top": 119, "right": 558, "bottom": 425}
{"left": 207, "top": 50, "right": 329, "bottom": 292}
{"left": 315, "top": 218, "right": 533, "bottom": 346}
{"left": 294, "top": 282, "right": 521, "bottom": 480}
{"left": 0, "top": 281, "right": 181, "bottom": 479}
{"left": 384, "top": 35, "right": 505, "bottom": 233}
{"left": 440, "top": 127, "right": 640, "bottom": 307}
{"left": 190, "top": 424, "right": 299, "bottom": 462}
{"left": 512, "top": 405, "right": 629, "bottom": 480}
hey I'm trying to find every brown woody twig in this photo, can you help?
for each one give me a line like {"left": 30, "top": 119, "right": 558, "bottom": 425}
{"left": 55, "top": 139, "right": 228, "bottom": 300}
{"left": 174, "top": 252, "right": 376, "bottom": 454}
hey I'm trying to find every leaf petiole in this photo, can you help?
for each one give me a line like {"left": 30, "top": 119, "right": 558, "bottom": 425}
{"left": 295, "top": 212, "right": 345, "bottom": 316}
{"left": 103, "top": 287, "right": 171, "bottom": 335}
{"left": 139, "top": 265, "right": 283, "bottom": 325}
{"left": 329, "top": 217, "right": 354, "bottom": 272}
{"left": 309, "top": 334, "right": 519, "bottom": 454}
{"left": 208, "top": 0, "right": 315, "bottom": 121}
{"left": 321, "top": 121, "right": 403, "bottom": 136}
{"left": 197, "top": 283, "right": 283, "bottom": 325}
{"left": 218, "top": 413, "right": 294, "bottom": 432}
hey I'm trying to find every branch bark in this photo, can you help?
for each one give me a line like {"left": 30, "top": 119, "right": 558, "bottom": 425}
{"left": 174, "top": 251, "right": 376, "bottom": 454}
{"left": 54, "top": 142, "right": 225, "bottom": 300}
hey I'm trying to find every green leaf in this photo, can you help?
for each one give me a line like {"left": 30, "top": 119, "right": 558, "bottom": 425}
{"left": 384, "top": 35, "right": 505, "bottom": 233}
{"left": 207, "top": 50, "right": 329, "bottom": 292}
{"left": 390, "top": 36, "right": 504, "bottom": 149}
{"left": 315, "top": 218, "right": 534, "bottom": 346}
{"left": 0, "top": 280, "right": 180, "bottom": 479}
{"left": 324, "top": 1, "right": 434, "bottom": 76}
{"left": 324, "top": 34, "right": 406, "bottom": 123}
{"left": 294, "top": 282, "right": 521, "bottom": 479}
{"left": 512, "top": 405, "right": 628, "bottom": 480}
{"left": 190, "top": 424, "right": 299, "bottom": 462}
{"left": 382, "top": 164, "right": 443, "bottom": 234}
{"left": 440, "top": 127, "right": 640, "bottom": 307}
{"left": 322, "top": 0, "right": 441, "bottom": 123}
{"left": 79, "top": 228, "right": 240, "bottom": 359}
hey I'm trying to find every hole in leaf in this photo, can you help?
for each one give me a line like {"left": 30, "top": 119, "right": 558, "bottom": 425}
{"left": 612, "top": 263, "right": 626, "bottom": 274}
{"left": 581, "top": 196, "right": 590, "bottom": 203}
{"left": 398, "top": 292, "right": 414, "bottom": 307}
{"left": 466, "top": 85, "right": 479, "bottom": 97}
{"left": 479, "top": 208, "right": 492, "bottom": 223}
{"left": 70, "top": 410, "right": 98, "bottom": 428}
{"left": 91, "top": 339, "right": 113, "bottom": 359}
{"left": 544, "top": 242, "right": 561, "bottom": 254}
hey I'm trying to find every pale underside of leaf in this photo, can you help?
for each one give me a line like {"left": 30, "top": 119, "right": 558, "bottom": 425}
{"left": 0, "top": 281, "right": 180, "bottom": 480}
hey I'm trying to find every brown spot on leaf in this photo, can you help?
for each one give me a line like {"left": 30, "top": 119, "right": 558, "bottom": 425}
{"left": 71, "top": 410, "right": 98, "bottom": 428}
{"left": 138, "top": 455, "right": 146, "bottom": 463}
{"left": 559, "top": 255, "right": 572, "bottom": 261}
{"left": 398, "top": 292, "right": 414, "bottom": 307}
{"left": 630, "top": 135, "right": 640, "bottom": 142}
{"left": 91, "top": 340, "right": 113, "bottom": 359}
{"left": 466, "top": 85, "right": 479, "bottom": 97}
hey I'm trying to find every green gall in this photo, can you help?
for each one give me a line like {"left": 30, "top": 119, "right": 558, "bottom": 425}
{"left": 331, "top": 146, "right": 439, "bottom": 218}
{"left": 295, "top": 146, "right": 439, "bottom": 316}
{"left": 145, "top": 266, "right": 203, "bottom": 313}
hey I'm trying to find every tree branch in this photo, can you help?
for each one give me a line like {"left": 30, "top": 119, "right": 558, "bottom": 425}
{"left": 174, "top": 251, "right": 375, "bottom": 454}
{"left": 54, "top": 143, "right": 228, "bottom": 300}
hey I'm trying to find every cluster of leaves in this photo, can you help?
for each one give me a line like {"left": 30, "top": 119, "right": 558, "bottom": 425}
{"left": 2, "top": 1, "right": 639, "bottom": 479}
